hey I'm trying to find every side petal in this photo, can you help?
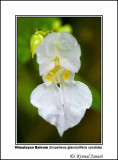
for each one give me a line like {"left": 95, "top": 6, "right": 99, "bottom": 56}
{"left": 61, "top": 81, "right": 92, "bottom": 131}
{"left": 30, "top": 83, "right": 64, "bottom": 136}
{"left": 58, "top": 32, "right": 81, "bottom": 73}
{"left": 36, "top": 33, "right": 57, "bottom": 75}
{"left": 39, "top": 60, "right": 55, "bottom": 76}
{"left": 63, "top": 70, "right": 75, "bottom": 84}
{"left": 30, "top": 83, "right": 60, "bottom": 112}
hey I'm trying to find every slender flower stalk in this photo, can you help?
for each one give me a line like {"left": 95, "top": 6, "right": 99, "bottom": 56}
{"left": 30, "top": 32, "right": 92, "bottom": 136}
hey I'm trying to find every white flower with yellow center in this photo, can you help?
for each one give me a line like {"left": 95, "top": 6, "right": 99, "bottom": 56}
{"left": 30, "top": 32, "right": 92, "bottom": 136}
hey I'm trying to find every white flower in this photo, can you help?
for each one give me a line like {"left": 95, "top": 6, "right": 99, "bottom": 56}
{"left": 30, "top": 32, "right": 92, "bottom": 136}
{"left": 36, "top": 32, "right": 81, "bottom": 75}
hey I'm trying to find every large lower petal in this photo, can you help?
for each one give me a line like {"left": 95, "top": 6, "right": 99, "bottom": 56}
{"left": 30, "top": 81, "right": 92, "bottom": 136}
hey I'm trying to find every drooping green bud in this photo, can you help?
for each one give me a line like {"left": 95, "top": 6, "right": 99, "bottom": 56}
{"left": 52, "top": 20, "right": 62, "bottom": 30}
{"left": 57, "top": 24, "right": 73, "bottom": 33}
{"left": 30, "top": 30, "right": 55, "bottom": 58}
{"left": 30, "top": 31, "right": 44, "bottom": 58}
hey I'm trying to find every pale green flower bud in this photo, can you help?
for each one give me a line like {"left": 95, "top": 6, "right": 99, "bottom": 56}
{"left": 52, "top": 20, "right": 62, "bottom": 30}
{"left": 30, "top": 31, "right": 44, "bottom": 58}
{"left": 57, "top": 24, "right": 73, "bottom": 33}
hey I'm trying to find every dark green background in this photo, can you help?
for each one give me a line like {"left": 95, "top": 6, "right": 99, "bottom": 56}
{"left": 17, "top": 17, "right": 101, "bottom": 143}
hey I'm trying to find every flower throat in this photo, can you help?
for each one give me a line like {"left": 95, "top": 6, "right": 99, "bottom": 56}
{"left": 45, "top": 56, "right": 70, "bottom": 84}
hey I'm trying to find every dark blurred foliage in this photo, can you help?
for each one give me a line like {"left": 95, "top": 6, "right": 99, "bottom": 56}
{"left": 17, "top": 17, "right": 101, "bottom": 143}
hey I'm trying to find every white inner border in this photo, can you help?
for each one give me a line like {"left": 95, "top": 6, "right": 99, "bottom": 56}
{"left": 1, "top": 1, "right": 117, "bottom": 159}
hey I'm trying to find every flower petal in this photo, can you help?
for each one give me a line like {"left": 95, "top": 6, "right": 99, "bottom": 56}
{"left": 30, "top": 81, "right": 92, "bottom": 137}
{"left": 63, "top": 70, "right": 75, "bottom": 84}
{"left": 30, "top": 83, "right": 65, "bottom": 136}
{"left": 30, "top": 83, "right": 60, "bottom": 111}
{"left": 62, "top": 81, "right": 92, "bottom": 110}
{"left": 36, "top": 33, "right": 57, "bottom": 75}
{"left": 42, "top": 74, "right": 52, "bottom": 86}
{"left": 61, "top": 81, "right": 92, "bottom": 131}
{"left": 58, "top": 32, "right": 81, "bottom": 73}
{"left": 36, "top": 32, "right": 81, "bottom": 75}
{"left": 39, "top": 60, "right": 55, "bottom": 76}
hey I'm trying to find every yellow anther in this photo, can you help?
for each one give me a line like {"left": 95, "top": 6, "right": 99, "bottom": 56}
{"left": 46, "top": 57, "right": 70, "bottom": 84}
{"left": 54, "top": 65, "right": 60, "bottom": 69}
{"left": 63, "top": 70, "right": 70, "bottom": 80}
{"left": 45, "top": 75, "right": 52, "bottom": 82}
{"left": 49, "top": 69, "right": 56, "bottom": 77}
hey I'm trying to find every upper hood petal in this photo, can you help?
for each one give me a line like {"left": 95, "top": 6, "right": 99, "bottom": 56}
{"left": 58, "top": 32, "right": 81, "bottom": 73}
{"left": 36, "top": 32, "right": 81, "bottom": 75}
